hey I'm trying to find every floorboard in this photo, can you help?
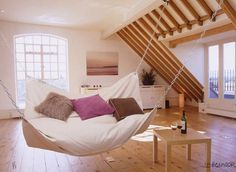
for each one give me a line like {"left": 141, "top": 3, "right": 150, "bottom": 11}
{"left": 0, "top": 106, "right": 236, "bottom": 172}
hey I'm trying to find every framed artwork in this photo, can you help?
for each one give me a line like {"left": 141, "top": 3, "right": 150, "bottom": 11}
{"left": 86, "top": 51, "right": 118, "bottom": 75}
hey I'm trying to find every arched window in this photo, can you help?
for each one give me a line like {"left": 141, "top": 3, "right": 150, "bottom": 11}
{"left": 14, "top": 34, "right": 69, "bottom": 107}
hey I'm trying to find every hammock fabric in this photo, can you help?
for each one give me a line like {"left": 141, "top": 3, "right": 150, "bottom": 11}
{"left": 23, "top": 72, "right": 157, "bottom": 156}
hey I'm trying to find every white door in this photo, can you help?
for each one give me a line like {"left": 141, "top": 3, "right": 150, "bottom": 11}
{"left": 205, "top": 40, "right": 236, "bottom": 116}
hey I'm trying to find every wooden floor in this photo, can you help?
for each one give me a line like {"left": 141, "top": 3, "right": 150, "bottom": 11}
{"left": 1, "top": 106, "right": 236, "bottom": 172}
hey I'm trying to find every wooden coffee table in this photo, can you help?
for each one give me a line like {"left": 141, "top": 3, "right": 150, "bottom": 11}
{"left": 153, "top": 128, "right": 211, "bottom": 172}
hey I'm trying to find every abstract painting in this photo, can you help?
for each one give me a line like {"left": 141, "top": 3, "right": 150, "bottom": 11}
{"left": 86, "top": 51, "right": 118, "bottom": 75}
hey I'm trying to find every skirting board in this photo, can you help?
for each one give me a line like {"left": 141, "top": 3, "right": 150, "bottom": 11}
{"left": 0, "top": 109, "right": 21, "bottom": 119}
{"left": 206, "top": 108, "right": 236, "bottom": 119}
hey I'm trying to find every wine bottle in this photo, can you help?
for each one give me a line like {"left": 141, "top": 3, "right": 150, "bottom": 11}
{"left": 181, "top": 110, "right": 187, "bottom": 134}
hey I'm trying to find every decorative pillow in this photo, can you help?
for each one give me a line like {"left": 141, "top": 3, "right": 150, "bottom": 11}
{"left": 35, "top": 92, "right": 73, "bottom": 121}
{"left": 109, "top": 97, "right": 144, "bottom": 121}
{"left": 72, "top": 94, "right": 115, "bottom": 120}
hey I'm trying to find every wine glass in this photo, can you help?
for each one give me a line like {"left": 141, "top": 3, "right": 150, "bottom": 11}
{"left": 177, "top": 120, "right": 182, "bottom": 130}
{"left": 170, "top": 122, "right": 177, "bottom": 137}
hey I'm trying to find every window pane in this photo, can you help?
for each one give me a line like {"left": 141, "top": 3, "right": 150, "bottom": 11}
{"left": 26, "top": 71, "right": 34, "bottom": 78}
{"left": 34, "top": 45, "right": 41, "bottom": 52}
{"left": 42, "top": 36, "right": 50, "bottom": 44}
{"left": 34, "top": 72, "right": 41, "bottom": 79}
{"left": 34, "top": 55, "right": 41, "bottom": 62}
{"left": 15, "top": 37, "right": 24, "bottom": 44}
{"left": 43, "top": 45, "right": 50, "bottom": 53}
{"left": 16, "top": 44, "right": 24, "bottom": 53}
{"left": 17, "top": 72, "right": 25, "bottom": 80}
{"left": 17, "top": 62, "right": 25, "bottom": 71}
{"left": 26, "top": 63, "right": 34, "bottom": 71}
{"left": 223, "top": 42, "right": 235, "bottom": 99}
{"left": 25, "top": 36, "right": 33, "bottom": 44}
{"left": 26, "top": 54, "right": 33, "bottom": 62}
{"left": 25, "top": 45, "right": 33, "bottom": 52}
{"left": 33, "top": 36, "right": 41, "bottom": 44}
{"left": 58, "top": 55, "right": 66, "bottom": 63}
{"left": 51, "top": 55, "right": 57, "bottom": 63}
{"left": 208, "top": 45, "right": 219, "bottom": 99}
{"left": 51, "top": 72, "right": 58, "bottom": 79}
{"left": 58, "top": 45, "right": 66, "bottom": 54}
{"left": 59, "top": 63, "right": 66, "bottom": 71}
{"left": 58, "top": 40, "right": 65, "bottom": 45}
{"left": 51, "top": 63, "right": 58, "bottom": 71}
{"left": 34, "top": 63, "right": 41, "bottom": 71}
{"left": 43, "top": 63, "right": 50, "bottom": 71}
{"left": 16, "top": 53, "right": 25, "bottom": 62}
{"left": 44, "top": 72, "right": 50, "bottom": 79}
{"left": 50, "top": 37, "right": 57, "bottom": 45}
{"left": 43, "top": 55, "right": 50, "bottom": 62}
{"left": 59, "top": 72, "right": 66, "bottom": 79}
{"left": 50, "top": 46, "right": 57, "bottom": 53}
{"left": 17, "top": 80, "right": 25, "bottom": 107}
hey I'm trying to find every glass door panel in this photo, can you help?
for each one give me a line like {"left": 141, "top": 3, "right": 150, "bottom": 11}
{"left": 208, "top": 45, "right": 219, "bottom": 98}
{"left": 223, "top": 42, "right": 235, "bottom": 99}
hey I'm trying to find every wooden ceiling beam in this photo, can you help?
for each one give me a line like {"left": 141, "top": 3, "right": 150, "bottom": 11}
{"left": 120, "top": 28, "right": 194, "bottom": 100}
{"left": 169, "top": 23, "right": 235, "bottom": 48}
{"left": 130, "top": 23, "right": 203, "bottom": 100}
{"left": 133, "top": 21, "right": 203, "bottom": 94}
{"left": 181, "top": 0, "right": 203, "bottom": 26}
{"left": 138, "top": 18, "right": 160, "bottom": 39}
{"left": 159, "top": 5, "right": 182, "bottom": 33}
{"left": 196, "top": 0, "right": 213, "bottom": 17}
{"left": 145, "top": 14, "right": 166, "bottom": 38}
{"left": 117, "top": 31, "right": 183, "bottom": 96}
{"left": 216, "top": 0, "right": 236, "bottom": 28}
{"left": 169, "top": 0, "right": 192, "bottom": 30}
{"left": 151, "top": 9, "right": 173, "bottom": 35}
{"left": 133, "top": 21, "right": 204, "bottom": 97}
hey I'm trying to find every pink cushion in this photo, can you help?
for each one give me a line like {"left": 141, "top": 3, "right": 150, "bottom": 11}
{"left": 72, "top": 94, "right": 115, "bottom": 120}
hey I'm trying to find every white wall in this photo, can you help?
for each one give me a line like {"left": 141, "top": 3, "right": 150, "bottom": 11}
{"left": 168, "top": 41, "right": 205, "bottom": 106}
{"left": 170, "top": 42, "right": 205, "bottom": 85}
{"left": 0, "top": 21, "right": 147, "bottom": 112}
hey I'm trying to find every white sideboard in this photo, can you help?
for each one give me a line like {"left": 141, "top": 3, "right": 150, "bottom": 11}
{"left": 140, "top": 85, "right": 166, "bottom": 109}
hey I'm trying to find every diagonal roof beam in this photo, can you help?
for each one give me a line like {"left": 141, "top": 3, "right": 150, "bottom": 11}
{"left": 216, "top": 0, "right": 236, "bottom": 28}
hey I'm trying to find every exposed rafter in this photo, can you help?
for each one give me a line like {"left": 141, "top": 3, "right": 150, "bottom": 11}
{"left": 159, "top": 5, "right": 182, "bottom": 33}
{"left": 151, "top": 9, "right": 173, "bottom": 35}
{"left": 169, "top": 0, "right": 192, "bottom": 30}
{"left": 114, "top": 0, "right": 232, "bottom": 101}
{"left": 181, "top": 0, "right": 203, "bottom": 26}
{"left": 144, "top": 14, "right": 166, "bottom": 38}
{"left": 169, "top": 23, "right": 235, "bottom": 48}
{"left": 197, "top": 0, "right": 213, "bottom": 17}
{"left": 216, "top": 0, "right": 236, "bottom": 28}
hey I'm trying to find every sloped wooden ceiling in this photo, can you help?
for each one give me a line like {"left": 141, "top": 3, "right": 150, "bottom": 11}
{"left": 116, "top": 0, "right": 231, "bottom": 102}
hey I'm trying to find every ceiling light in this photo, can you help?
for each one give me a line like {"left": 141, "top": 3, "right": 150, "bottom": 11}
{"left": 0, "top": 9, "right": 5, "bottom": 13}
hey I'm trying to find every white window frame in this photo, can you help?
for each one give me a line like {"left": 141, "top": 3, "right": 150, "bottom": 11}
{"left": 204, "top": 37, "right": 236, "bottom": 117}
{"left": 14, "top": 33, "right": 69, "bottom": 107}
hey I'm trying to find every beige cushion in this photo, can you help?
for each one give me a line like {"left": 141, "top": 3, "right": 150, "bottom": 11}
{"left": 35, "top": 92, "right": 73, "bottom": 121}
{"left": 109, "top": 97, "right": 144, "bottom": 121}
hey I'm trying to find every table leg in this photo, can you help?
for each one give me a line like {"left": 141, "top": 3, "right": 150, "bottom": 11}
{"left": 153, "top": 135, "right": 158, "bottom": 163}
{"left": 206, "top": 141, "right": 211, "bottom": 172}
{"left": 186, "top": 144, "right": 192, "bottom": 160}
{"left": 166, "top": 144, "right": 171, "bottom": 172}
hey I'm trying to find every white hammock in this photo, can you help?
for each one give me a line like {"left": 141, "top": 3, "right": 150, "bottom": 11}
{"left": 23, "top": 72, "right": 157, "bottom": 156}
